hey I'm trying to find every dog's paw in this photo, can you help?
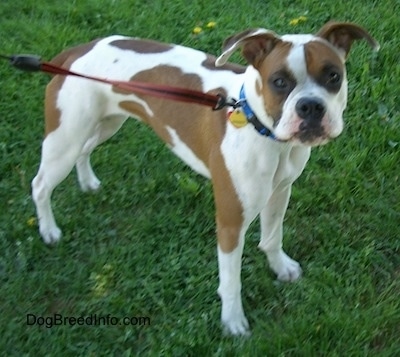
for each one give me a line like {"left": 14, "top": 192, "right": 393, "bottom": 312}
{"left": 222, "top": 312, "right": 250, "bottom": 336}
{"left": 267, "top": 250, "right": 302, "bottom": 282}
{"left": 40, "top": 226, "right": 62, "bottom": 244}
{"left": 79, "top": 176, "right": 101, "bottom": 192}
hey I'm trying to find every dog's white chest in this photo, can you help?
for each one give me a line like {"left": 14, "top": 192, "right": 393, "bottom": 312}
{"left": 221, "top": 125, "right": 311, "bottom": 222}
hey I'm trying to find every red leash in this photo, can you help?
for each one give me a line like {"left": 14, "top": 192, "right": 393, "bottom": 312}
{"left": 1, "top": 54, "right": 236, "bottom": 110}
{"left": 1, "top": 53, "right": 279, "bottom": 139}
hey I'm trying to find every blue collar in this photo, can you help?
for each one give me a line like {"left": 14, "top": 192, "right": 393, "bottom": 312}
{"left": 239, "top": 85, "right": 277, "bottom": 140}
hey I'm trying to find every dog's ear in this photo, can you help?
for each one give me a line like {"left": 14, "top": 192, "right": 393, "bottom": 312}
{"left": 216, "top": 29, "right": 281, "bottom": 67}
{"left": 317, "top": 22, "right": 380, "bottom": 58}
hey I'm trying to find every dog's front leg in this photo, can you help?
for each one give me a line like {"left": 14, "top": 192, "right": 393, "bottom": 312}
{"left": 217, "top": 223, "right": 249, "bottom": 336}
{"left": 258, "top": 185, "right": 302, "bottom": 282}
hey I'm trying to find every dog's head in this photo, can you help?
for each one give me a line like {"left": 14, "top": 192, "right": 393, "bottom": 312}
{"left": 216, "top": 22, "right": 379, "bottom": 146}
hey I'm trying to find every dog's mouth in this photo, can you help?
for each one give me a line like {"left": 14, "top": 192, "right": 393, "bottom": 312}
{"left": 275, "top": 133, "right": 331, "bottom": 146}
{"left": 294, "top": 130, "right": 331, "bottom": 146}
{"left": 296, "top": 121, "right": 327, "bottom": 142}
{"left": 273, "top": 121, "right": 334, "bottom": 146}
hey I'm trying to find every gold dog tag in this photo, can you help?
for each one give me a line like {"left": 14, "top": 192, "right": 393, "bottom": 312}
{"left": 228, "top": 109, "right": 247, "bottom": 128}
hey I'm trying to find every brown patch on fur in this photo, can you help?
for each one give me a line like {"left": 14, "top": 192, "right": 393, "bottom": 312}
{"left": 113, "top": 65, "right": 225, "bottom": 165}
{"left": 118, "top": 101, "right": 152, "bottom": 124}
{"left": 44, "top": 39, "right": 100, "bottom": 137}
{"left": 256, "top": 41, "right": 295, "bottom": 122}
{"left": 304, "top": 41, "right": 344, "bottom": 93}
{"left": 242, "top": 35, "right": 281, "bottom": 68}
{"left": 118, "top": 99, "right": 172, "bottom": 145}
{"left": 211, "top": 154, "right": 244, "bottom": 253}
{"left": 45, "top": 76, "right": 63, "bottom": 135}
{"left": 110, "top": 38, "right": 174, "bottom": 54}
{"left": 113, "top": 64, "right": 244, "bottom": 252}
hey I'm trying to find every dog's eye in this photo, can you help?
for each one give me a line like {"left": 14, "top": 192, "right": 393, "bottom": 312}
{"left": 327, "top": 71, "right": 341, "bottom": 84}
{"left": 269, "top": 71, "right": 295, "bottom": 94}
{"left": 321, "top": 66, "right": 343, "bottom": 92}
{"left": 273, "top": 78, "right": 288, "bottom": 89}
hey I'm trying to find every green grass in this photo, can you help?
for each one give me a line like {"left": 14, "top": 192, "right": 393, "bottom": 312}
{"left": 0, "top": 0, "right": 399, "bottom": 355}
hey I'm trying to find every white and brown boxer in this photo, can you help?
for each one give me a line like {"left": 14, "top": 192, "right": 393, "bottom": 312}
{"left": 31, "top": 22, "right": 378, "bottom": 335}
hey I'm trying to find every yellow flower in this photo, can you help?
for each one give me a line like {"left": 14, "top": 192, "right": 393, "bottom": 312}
{"left": 206, "top": 21, "right": 217, "bottom": 29}
{"left": 27, "top": 217, "right": 36, "bottom": 227}
{"left": 91, "top": 264, "right": 115, "bottom": 297}
{"left": 193, "top": 26, "right": 203, "bottom": 35}
{"left": 289, "top": 16, "right": 307, "bottom": 26}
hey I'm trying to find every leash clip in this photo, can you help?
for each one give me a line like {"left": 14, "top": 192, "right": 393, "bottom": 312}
{"left": 213, "top": 94, "right": 240, "bottom": 111}
{"left": 232, "top": 98, "right": 245, "bottom": 109}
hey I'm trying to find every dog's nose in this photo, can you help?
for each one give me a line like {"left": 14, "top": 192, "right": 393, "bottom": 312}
{"left": 295, "top": 97, "right": 326, "bottom": 122}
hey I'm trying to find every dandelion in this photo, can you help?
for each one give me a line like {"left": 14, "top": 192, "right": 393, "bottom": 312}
{"left": 289, "top": 16, "right": 307, "bottom": 26}
{"left": 91, "top": 264, "right": 114, "bottom": 297}
{"left": 206, "top": 21, "right": 217, "bottom": 29}
{"left": 192, "top": 21, "right": 216, "bottom": 36}
{"left": 91, "top": 273, "right": 108, "bottom": 297}
{"left": 27, "top": 217, "right": 36, "bottom": 227}
{"left": 193, "top": 26, "right": 203, "bottom": 35}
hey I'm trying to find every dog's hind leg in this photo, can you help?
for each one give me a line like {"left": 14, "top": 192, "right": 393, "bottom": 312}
{"left": 76, "top": 114, "right": 128, "bottom": 192}
{"left": 32, "top": 129, "right": 87, "bottom": 244}
{"left": 32, "top": 78, "right": 102, "bottom": 243}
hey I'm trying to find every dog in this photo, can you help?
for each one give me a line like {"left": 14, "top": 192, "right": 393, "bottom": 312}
{"left": 31, "top": 22, "right": 378, "bottom": 335}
